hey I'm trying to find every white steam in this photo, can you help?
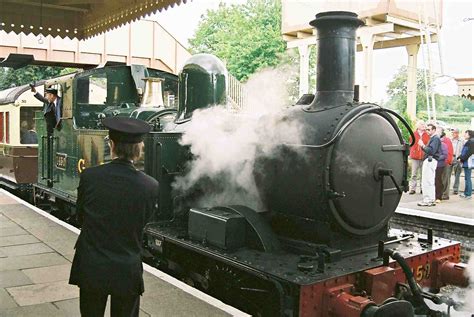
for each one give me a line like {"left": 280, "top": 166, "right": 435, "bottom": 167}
{"left": 172, "top": 65, "right": 304, "bottom": 209}
{"left": 425, "top": 253, "right": 474, "bottom": 316}
{"left": 460, "top": 254, "right": 474, "bottom": 315}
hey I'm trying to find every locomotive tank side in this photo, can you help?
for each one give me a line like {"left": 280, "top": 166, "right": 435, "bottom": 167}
{"left": 255, "top": 12, "right": 410, "bottom": 248}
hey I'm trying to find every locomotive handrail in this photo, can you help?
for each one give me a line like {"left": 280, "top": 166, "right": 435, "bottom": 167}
{"left": 52, "top": 136, "right": 60, "bottom": 183}
{"left": 40, "top": 136, "right": 47, "bottom": 180}
{"left": 381, "top": 108, "right": 415, "bottom": 147}
{"left": 284, "top": 106, "right": 414, "bottom": 149}
{"left": 4, "top": 154, "right": 38, "bottom": 158}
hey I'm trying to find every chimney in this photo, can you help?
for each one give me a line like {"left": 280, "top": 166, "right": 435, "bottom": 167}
{"left": 306, "top": 11, "right": 364, "bottom": 110}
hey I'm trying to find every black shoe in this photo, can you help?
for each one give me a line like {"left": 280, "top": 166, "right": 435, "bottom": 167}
{"left": 453, "top": 191, "right": 458, "bottom": 195}
{"left": 409, "top": 190, "right": 416, "bottom": 195}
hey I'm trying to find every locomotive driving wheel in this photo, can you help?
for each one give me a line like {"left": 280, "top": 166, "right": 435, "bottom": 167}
{"left": 204, "top": 264, "right": 279, "bottom": 317}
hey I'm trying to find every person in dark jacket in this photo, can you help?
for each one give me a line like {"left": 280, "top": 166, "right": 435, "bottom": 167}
{"left": 434, "top": 128, "right": 448, "bottom": 203}
{"left": 30, "top": 85, "right": 62, "bottom": 134}
{"left": 69, "top": 117, "right": 158, "bottom": 317}
{"left": 20, "top": 121, "right": 38, "bottom": 144}
{"left": 418, "top": 123, "right": 442, "bottom": 206}
{"left": 457, "top": 129, "right": 474, "bottom": 199}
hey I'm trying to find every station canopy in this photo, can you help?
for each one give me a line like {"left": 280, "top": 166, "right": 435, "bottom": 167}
{"left": 0, "top": 0, "right": 186, "bottom": 40}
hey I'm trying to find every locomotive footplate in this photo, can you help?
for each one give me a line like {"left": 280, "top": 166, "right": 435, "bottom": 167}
{"left": 144, "top": 222, "right": 464, "bottom": 316}
{"left": 145, "top": 224, "right": 458, "bottom": 286}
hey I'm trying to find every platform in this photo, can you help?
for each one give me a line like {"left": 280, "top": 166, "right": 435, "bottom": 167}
{"left": 0, "top": 190, "right": 247, "bottom": 317}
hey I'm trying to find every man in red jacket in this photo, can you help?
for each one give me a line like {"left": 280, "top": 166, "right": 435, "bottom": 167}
{"left": 409, "top": 121, "right": 430, "bottom": 194}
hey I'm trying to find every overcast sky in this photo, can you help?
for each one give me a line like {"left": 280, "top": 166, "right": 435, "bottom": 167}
{"left": 154, "top": 0, "right": 474, "bottom": 102}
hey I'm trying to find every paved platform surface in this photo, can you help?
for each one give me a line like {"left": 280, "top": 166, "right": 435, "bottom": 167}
{"left": 0, "top": 190, "right": 246, "bottom": 317}
{"left": 398, "top": 174, "right": 473, "bottom": 219}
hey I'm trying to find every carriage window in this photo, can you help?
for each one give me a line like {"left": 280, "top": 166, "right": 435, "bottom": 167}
{"left": 20, "top": 107, "right": 41, "bottom": 144}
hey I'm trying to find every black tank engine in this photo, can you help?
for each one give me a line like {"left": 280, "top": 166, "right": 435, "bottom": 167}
{"left": 143, "top": 11, "right": 468, "bottom": 317}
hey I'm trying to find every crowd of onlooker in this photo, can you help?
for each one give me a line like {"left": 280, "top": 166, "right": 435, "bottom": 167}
{"left": 408, "top": 120, "right": 474, "bottom": 206}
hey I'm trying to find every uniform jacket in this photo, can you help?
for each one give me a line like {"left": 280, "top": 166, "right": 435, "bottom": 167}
{"left": 69, "top": 159, "right": 159, "bottom": 296}
{"left": 409, "top": 130, "right": 430, "bottom": 160}
{"left": 34, "top": 93, "right": 62, "bottom": 131}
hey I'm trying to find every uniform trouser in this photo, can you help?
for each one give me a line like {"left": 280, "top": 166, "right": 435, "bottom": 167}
{"left": 452, "top": 162, "right": 463, "bottom": 192}
{"left": 435, "top": 166, "right": 445, "bottom": 200}
{"left": 79, "top": 288, "right": 140, "bottom": 317}
{"left": 441, "top": 164, "right": 452, "bottom": 199}
{"left": 409, "top": 159, "right": 424, "bottom": 192}
{"left": 421, "top": 158, "right": 437, "bottom": 203}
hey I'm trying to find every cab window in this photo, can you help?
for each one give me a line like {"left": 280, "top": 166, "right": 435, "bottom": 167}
{"left": 74, "top": 71, "right": 108, "bottom": 129}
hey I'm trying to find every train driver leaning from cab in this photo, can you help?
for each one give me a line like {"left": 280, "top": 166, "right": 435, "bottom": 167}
{"left": 69, "top": 117, "right": 159, "bottom": 317}
{"left": 30, "top": 84, "right": 62, "bottom": 135}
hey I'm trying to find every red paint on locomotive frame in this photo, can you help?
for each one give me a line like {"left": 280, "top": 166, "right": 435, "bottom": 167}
{"left": 298, "top": 243, "right": 462, "bottom": 317}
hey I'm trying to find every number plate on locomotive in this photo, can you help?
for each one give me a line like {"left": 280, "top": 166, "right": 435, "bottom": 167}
{"left": 56, "top": 153, "right": 67, "bottom": 170}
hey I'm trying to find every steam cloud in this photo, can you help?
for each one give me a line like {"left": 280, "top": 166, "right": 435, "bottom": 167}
{"left": 461, "top": 253, "right": 474, "bottom": 315}
{"left": 424, "top": 253, "right": 473, "bottom": 316}
{"left": 172, "top": 65, "right": 303, "bottom": 210}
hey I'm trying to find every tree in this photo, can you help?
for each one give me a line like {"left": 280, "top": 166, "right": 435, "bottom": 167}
{"left": 385, "top": 66, "right": 471, "bottom": 115}
{"left": 385, "top": 66, "right": 430, "bottom": 114}
{"left": 189, "top": 0, "right": 286, "bottom": 82}
{"left": 0, "top": 66, "right": 67, "bottom": 90}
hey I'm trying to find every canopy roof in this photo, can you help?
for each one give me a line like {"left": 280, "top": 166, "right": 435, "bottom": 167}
{"left": 0, "top": 0, "right": 186, "bottom": 40}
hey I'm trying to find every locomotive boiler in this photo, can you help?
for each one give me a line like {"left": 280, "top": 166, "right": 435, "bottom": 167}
{"left": 143, "top": 11, "right": 469, "bottom": 316}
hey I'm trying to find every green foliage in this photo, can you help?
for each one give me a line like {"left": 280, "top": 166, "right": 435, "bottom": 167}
{"left": 386, "top": 66, "right": 473, "bottom": 119}
{"left": 188, "top": 0, "right": 286, "bottom": 81}
{"left": 0, "top": 66, "right": 67, "bottom": 90}
{"left": 396, "top": 110, "right": 415, "bottom": 144}
{"left": 461, "top": 98, "right": 474, "bottom": 112}
{"left": 385, "top": 66, "right": 430, "bottom": 114}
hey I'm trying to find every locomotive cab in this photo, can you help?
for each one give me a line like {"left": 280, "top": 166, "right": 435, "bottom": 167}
{"left": 33, "top": 65, "right": 178, "bottom": 219}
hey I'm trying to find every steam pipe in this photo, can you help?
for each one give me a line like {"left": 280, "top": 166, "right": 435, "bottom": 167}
{"left": 384, "top": 249, "right": 427, "bottom": 308}
{"left": 306, "top": 11, "right": 364, "bottom": 110}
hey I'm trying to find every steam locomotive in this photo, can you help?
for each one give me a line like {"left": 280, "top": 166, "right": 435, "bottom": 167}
{"left": 0, "top": 11, "right": 469, "bottom": 317}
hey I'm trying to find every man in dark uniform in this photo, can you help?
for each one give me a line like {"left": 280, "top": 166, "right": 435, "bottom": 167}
{"left": 69, "top": 117, "right": 159, "bottom": 317}
{"left": 30, "top": 85, "right": 62, "bottom": 134}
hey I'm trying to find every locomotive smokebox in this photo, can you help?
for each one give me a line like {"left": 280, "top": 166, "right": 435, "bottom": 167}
{"left": 256, "top": 11, "right": 409, "bottom": 249}
{"left": 307, "top": 11, "right": 364, "bottom": 109}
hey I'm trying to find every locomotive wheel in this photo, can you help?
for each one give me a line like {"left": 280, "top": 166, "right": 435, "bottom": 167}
{"left": 205, "top": 264, "right": 278, "bottom": 317}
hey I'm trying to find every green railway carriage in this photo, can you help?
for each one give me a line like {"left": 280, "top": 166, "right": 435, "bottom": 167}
{"left": 33, "top": 65, "right": 178, "bottom": 218}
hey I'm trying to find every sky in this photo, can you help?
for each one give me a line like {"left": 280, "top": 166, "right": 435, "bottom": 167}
{"left": 153, "top": 0, "right": 474, "bottom": 102}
